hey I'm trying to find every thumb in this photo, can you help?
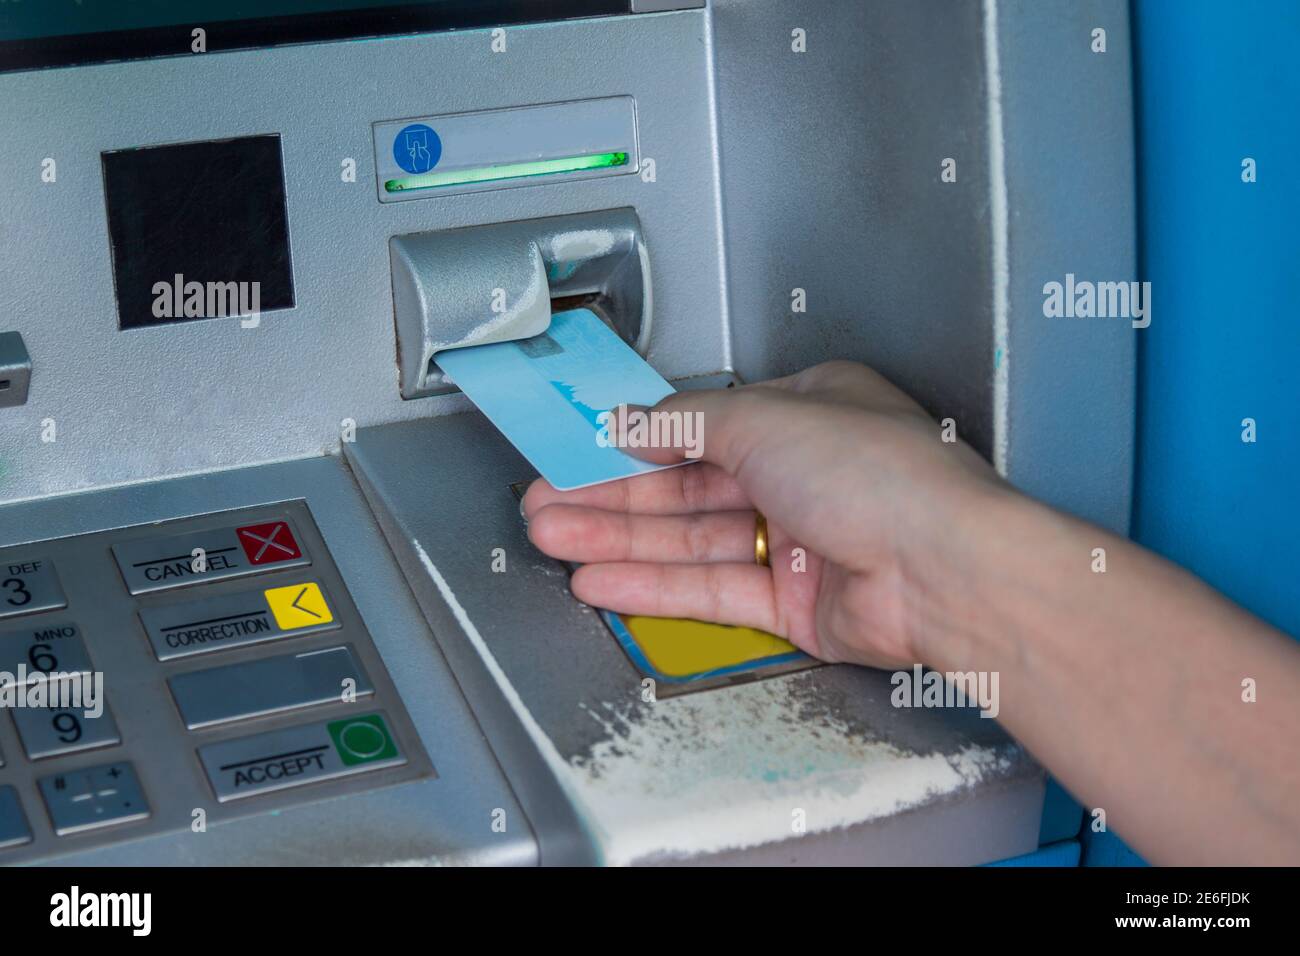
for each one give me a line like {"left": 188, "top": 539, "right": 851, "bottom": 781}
{"left": 607, "top": 387, "right": 793, "bottom": 475}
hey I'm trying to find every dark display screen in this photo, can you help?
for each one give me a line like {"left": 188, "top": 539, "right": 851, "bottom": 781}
{"left": 0, "top": 1, "right": 628, "bottom": 73}
{"left": 102, "top": 136, "right": 295, "bottom": 330}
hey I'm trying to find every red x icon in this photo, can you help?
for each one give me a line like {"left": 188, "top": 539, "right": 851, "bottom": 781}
{"left": 236, "top": 522, "right": 302, "bottom": 565}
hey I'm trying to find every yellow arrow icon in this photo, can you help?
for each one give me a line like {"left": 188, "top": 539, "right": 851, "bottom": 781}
{"left": 264, "top": 582, "right": 334, "bottom": 630}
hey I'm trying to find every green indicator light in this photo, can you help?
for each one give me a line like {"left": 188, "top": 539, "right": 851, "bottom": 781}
{"left": 386, "top": 151, "right": 629, "bottom": 193}
{"left": 328, "top": 714, "right": 398, "bottom": 766}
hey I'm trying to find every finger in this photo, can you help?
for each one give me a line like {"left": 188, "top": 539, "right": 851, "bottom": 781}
{"left": 750, "top": 360, "right": 924, "bottom": 415}
{"left": 571, "top": 562, "right": 784, "bottom": 635}
{"left": 521, "top": 462, "right": 749, "bottom": 519}
{"left": 602, "top": 403, "right": 703, "bottom": 466}
{"left": 529, "top": 504, "right": 757, "bottom": 564}
{"left": 605, "top": 364, "right": 925, "bottom": 471}
{"left": 610, "top": 387, "right": 808, "bottom": 476}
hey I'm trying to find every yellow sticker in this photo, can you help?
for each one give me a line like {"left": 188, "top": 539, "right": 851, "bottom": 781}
{"left": 264, "top": 582, "right": 334, "bottom": 630}
{"left": 619, "top": 615, "right": 795, "bottom": 678}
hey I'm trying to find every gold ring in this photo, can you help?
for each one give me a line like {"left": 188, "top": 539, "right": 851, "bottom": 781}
{"left": 754, "top": 511, "right": 770, "bottom": 567}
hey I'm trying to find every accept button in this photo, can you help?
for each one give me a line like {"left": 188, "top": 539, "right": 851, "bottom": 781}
{"left": 199, "top": 712, "right": 406, "bottom": 801}
{"left": 264, "top": 582, "right": 334, "bottom": 630}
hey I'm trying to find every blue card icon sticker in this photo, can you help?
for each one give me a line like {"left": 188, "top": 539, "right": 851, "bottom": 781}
{"left": 393, "top": 124, "right": 441, "bottom": 174}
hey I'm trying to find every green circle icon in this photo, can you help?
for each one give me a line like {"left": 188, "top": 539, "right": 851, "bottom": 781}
{"left": 338, "top": 720, "right": 386, "bottom": 759}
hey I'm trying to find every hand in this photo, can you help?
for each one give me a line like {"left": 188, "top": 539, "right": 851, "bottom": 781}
{"left": 522, "top": 361, "right": 1012, "bottom": 668}
{"left": 525, "top": 360, "right": 1300, "bottom": 864}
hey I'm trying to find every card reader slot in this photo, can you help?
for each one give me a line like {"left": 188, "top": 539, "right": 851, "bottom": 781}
{"left": 391, "top": 207, "right": 651, "bottom": 399}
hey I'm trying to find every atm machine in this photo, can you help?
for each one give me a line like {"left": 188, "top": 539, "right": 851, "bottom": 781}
{"left": 0, "top": 1, "right": 1135, "bottom": 865}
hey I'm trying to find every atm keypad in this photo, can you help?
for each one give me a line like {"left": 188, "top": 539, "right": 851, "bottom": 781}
{"left": 0, "top": 503, "right": 427, "bottom": 861}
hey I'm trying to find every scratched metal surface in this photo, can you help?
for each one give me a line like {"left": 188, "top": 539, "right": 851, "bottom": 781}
{"left": 711, "top": 0, "right": 997, "bottom": 456}
{"left": 710, "top": 0, "right": 1136, "bottom": 531}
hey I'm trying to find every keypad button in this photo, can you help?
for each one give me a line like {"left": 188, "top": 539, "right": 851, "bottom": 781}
{"left": 112, "top": 519, "right": 309, "bottom": 595}
{"left": 199, "top": 712, "right": 404, "bottom": 802}
{"left": 13, "top": 701, "right": 121, "bottom": 760}
{"left": 0, "top": 557, "right": 67, "bottom": 621}
{"left": 0, "top": 620, "right": 94, "bottom": 690}
{"left": 39, "top": 762, "right": 150, "bottom": 836}
{"left": 169, "top": 645, "right": 372, "bottom": 730}
{"left": 138, "top": 579, "right": 339, "bottom": 662}
{"left": 0, "top": 786, "right": 32, "bottom": 850}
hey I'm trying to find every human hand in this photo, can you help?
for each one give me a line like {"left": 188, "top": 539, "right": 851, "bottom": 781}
{"left": 522, "top": 361, "right": 1013, "bottom": 668}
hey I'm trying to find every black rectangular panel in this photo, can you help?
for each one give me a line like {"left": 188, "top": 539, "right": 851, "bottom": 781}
{"left": 102, "top": 135, "right": 295, "bottom": 330}
{"left": 0, "top": 2, "right": 631, "bottom": 73}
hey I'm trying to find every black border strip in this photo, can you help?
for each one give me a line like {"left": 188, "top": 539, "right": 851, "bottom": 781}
{"left": 0, "top": 1, "right": 631, "bottom": 74}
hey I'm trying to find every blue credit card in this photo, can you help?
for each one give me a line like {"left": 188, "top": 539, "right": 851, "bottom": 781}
{"left": 435, "top": 308, "right": 688, "bottom": 491}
